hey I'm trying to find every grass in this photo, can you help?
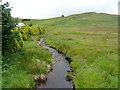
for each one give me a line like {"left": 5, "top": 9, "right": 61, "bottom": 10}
{"left": 44, "top": 32, "right": 118, "bottom": 88}
{"left": 2, "top": 36, "right": 52, "bottom": 88}
{"left": 24, "top": 12, "right": 118, "bottom": 88}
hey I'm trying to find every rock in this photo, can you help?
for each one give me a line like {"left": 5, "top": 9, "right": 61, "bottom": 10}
{"left": 53, "top": 61, "right": 57, "bottom": 64}
{"left": 50, "top": 67, "right": 53, "bottom": 71}
{"left": 67, "top": 70, "right": 70, "bottom": 72}
{"left": 40, "top": 74, "right": 47, "bottom": 81}
{"left": 47, "top": 65, "right": 51, "bottom": 68}
{"left": 66, "top": 70, "right": 73, "bottom": 81}
{"left": 58, "top": 60, "right": 61, "bottom": 61}
{"left": 65, "top": 75, "right": 72, "bottom": 81}
{"left": 47, "top": 64, "right": 53, "bottom": 73}
{"left": 34, "top": 74, "right": 47, "bottom": 83}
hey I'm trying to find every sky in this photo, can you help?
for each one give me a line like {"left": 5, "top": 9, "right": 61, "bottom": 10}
{"left": 2, "top": 0, "right": 120, "bottom": 19}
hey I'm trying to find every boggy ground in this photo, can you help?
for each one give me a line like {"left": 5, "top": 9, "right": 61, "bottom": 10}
{"left": 24, "top": 12, "right": 118, "bottom": 88}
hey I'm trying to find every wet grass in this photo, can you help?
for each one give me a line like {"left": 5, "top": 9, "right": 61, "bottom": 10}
{"left": 44, "top": 32, "right": 118, "bottom": 88}
{"left": 24, "top": 12, "right": 118, "bottom": 88}
{"left": 44, "top": 31, "right": 118, "bottom": 88}
{"left": 2, "top": 37, "right": 52, "bottom": 88}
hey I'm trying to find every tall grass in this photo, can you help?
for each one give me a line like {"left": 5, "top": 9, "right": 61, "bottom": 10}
{"left": 2, "top": 39, "right": 52, "bottom": 88}
{"left": 44, "top": 31, "right": 118, "bottom": 88}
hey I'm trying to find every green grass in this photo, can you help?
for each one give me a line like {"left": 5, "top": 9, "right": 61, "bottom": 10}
{"left": 25, "top": 12, "right": 118, "bottom": 88}
{"left": 2, "top": 37, "right": 52, "bottom": 88}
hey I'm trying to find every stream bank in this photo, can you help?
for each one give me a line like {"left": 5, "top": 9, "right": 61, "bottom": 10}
{"left": 35, "top": 38, "right": 75, "bottom": 89}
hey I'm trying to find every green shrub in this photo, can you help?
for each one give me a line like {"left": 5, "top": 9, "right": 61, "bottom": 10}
{"left": 18, "top": 25, "right": 44, "bottom": 40}
{"left": 28, "top": 26, "right": 43, "bottom": 35}
{"left": 11, "top": 28, "right": 24, "bottom": 53}
{"left": 18, "top": 26, "right": 29, "bottom": 40}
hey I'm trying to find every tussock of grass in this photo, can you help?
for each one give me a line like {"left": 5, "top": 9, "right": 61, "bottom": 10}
{"left": 3, "top": 71, "right": 34, "bottom": 88}
{"left": 2, "top": 40, "right": 51, "bottom": 88}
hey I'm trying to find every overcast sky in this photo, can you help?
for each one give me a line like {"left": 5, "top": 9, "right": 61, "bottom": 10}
{"left": 2, "top": 0, "right": 119, "bottom": 19}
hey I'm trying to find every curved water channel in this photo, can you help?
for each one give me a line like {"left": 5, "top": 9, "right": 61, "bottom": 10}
{"left": 37, "top": 38, "right": 73, "bottom": 88}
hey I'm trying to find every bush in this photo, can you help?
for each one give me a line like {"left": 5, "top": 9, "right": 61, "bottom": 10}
{"left": 18, "top": 26, "right": 29, "bottom": 40}
{"left": 1, "top": 2, "right": 19, "bottom": 55}
{"left": 2, "top": 29, "right": 24, "bottom": 54}
{"left": 11, "top": 28, "right": 24, "bottom": 53}
{"left": 28, "top": 26, "right": 43, "bottom": 35}
{"left": 19, "top": 25, "right": 44, "bottom": 37}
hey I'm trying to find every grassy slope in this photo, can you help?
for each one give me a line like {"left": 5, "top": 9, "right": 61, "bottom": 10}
{"left": 24, "top": 12, "right": 118, "bottom": 88}
{"left": 2, "top": 36, "right": 52, "bottom": 88}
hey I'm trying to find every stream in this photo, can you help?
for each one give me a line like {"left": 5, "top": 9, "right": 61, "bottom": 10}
{"left": 37, "top": 38, "right": 73, "bottom": 88}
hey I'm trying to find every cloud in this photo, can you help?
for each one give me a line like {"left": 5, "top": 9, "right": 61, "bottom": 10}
{"left": 2, "top": 0, "right": 119, "bottom": 19}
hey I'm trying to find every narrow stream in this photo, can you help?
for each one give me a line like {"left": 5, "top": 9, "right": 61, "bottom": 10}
{"left": 37, "top": 38, "right": 73, "bottom": 88}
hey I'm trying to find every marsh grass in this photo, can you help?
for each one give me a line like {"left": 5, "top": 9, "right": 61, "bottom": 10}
{"left": 44, "top": 32, "right": 118, "bottom": 88}
{"left": 2, "top": 38, "right": 51, "bottom": 88}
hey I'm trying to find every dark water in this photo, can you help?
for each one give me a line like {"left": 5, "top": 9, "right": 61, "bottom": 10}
{"left": 37, "top": 38, "right": 73, "bottom": 88}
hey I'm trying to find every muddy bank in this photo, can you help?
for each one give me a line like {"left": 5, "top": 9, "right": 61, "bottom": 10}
{"left": 35, "top": 38, "right": 75, "bottom": 89}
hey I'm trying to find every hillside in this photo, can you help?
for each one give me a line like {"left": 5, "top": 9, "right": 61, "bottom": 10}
{"left": 24, "top": 12, "right": 118, "bottom": 33}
